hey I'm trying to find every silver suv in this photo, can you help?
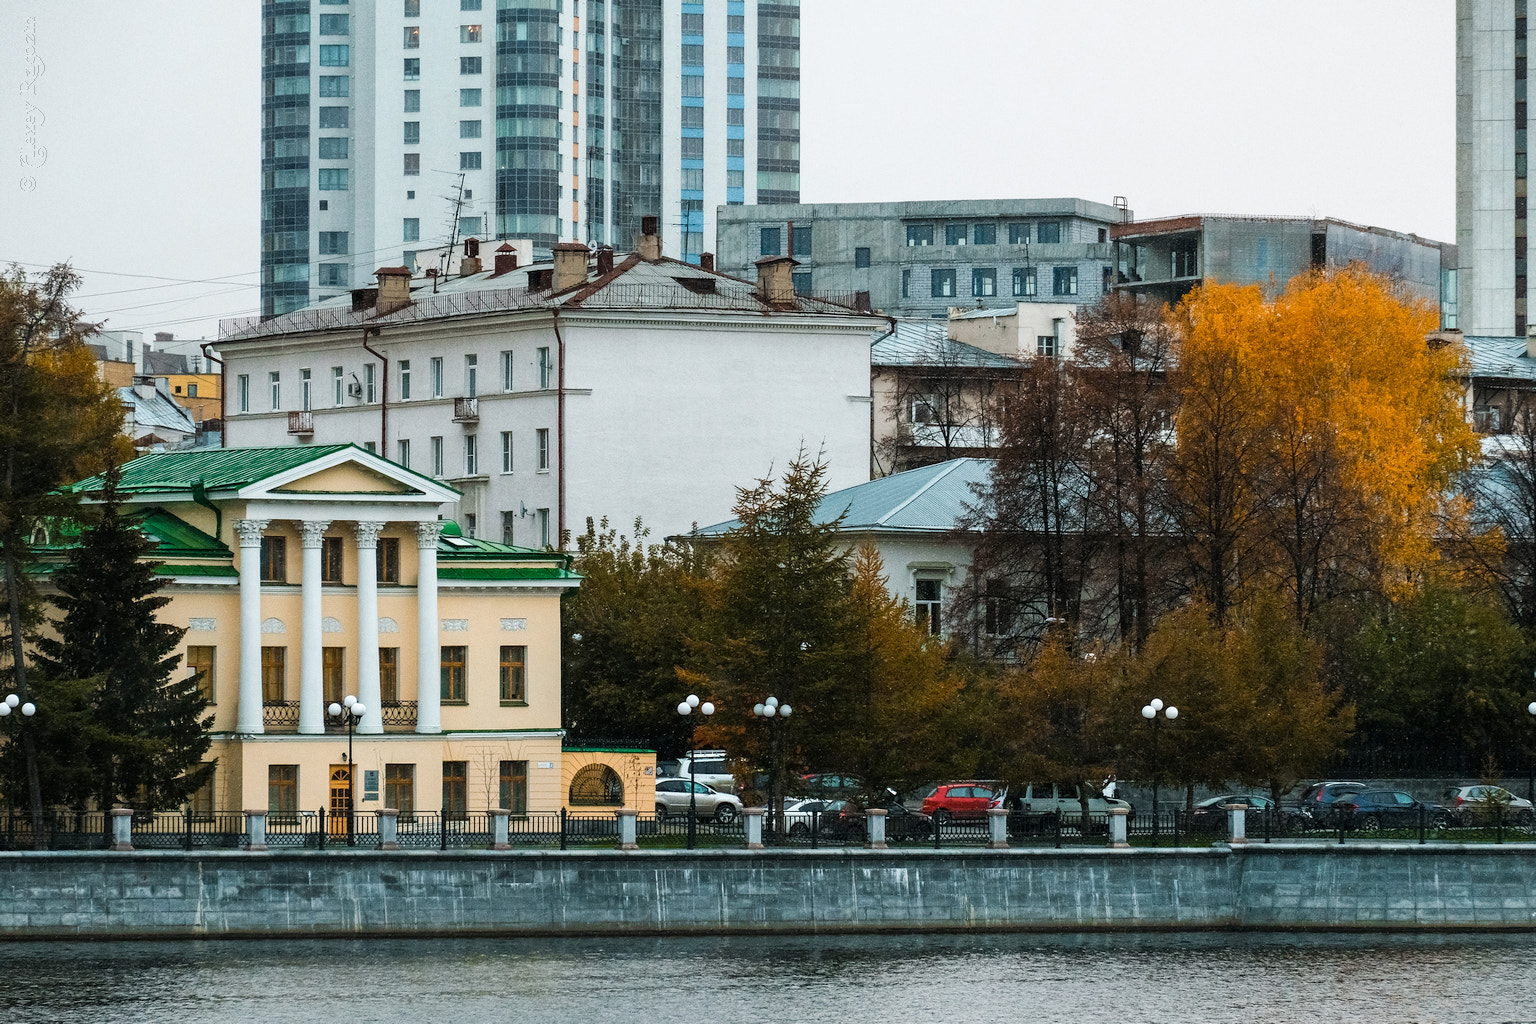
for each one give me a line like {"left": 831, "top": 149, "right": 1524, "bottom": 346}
{"left": 662, "top": 751, "right": 740, "bottom": 793}
{"left": 1010, "top": 782, "right": 1133, "bottom": 816}
{"left": 654, "top": 779, "right": 742, "bottom": 823}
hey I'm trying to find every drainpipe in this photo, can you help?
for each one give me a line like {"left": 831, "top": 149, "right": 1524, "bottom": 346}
{"left": 199, "top": 342, "right": 224, "bottom": 446}
{"left": 870, "top": 315, "right": 896, "bottom": 477}
{"left": 362, "top": 327, "right": 387, "bottom": 454}
{"left": 551, "top": 309, "right": 567, "bottom": 547}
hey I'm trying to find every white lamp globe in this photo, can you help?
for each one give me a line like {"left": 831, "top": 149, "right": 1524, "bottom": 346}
{"left": 677, "top": 701, "right": 691, "bottom": 716}
{"left": 753, "top": 703, "right": 766, "bottom": 716}
{"left": 344, "top": 694, "right": 357, "bottom": 707}
{"left": 1165, "top": 706, "right": 1179, "bottom": 720}
{"left": 779, "top": 705, "right": 792, "bottom": 717}
{"left": 352, "top": 703, "right": 366, "bottom": 717}
{"left": 1529, "top": 701, "right": 1536, "bottom": 716}
{"left": 4, "top": 693, "right": 17, "bottom": 708}
{"left": 701, "top": 702, "right": 715, "bottom": 716}
{"left": 329, "top": 702, "right": 342, "bottom": 717}
{"left": 20, "top": 703, "right": 34, "bottom": 717}
{"left": 1150, "top": 698, "right": 1164, "bottom": 711}
{"left": 0, "top": 703, "right": 9, "bottom": 717}
{"left": 1141, "top": 705, "right": 1155, "bottom": 719}
{"left": 687, "top": 694, "right": 700, "bottom": 708}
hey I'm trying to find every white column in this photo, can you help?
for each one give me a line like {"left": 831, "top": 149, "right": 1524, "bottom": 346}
{"left": 298, "top": 520, "right": 331, "bottom": 735}
{"left": 235, "top": 518, "right": 270, "bottom": 734}
{"left": 354, "top": 521, "right": 386, "bottom": 734}
{"left": 416, "top": 520, "right": 443, "bottom": 734}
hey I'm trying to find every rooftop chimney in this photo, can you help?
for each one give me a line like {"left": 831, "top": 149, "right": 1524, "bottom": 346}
{"left": 596, "top": 246, "right": 615, "bottom": 275}
{"left": 351, "top": 287, "right": 379, "bottom": 312}
{"left": 699, "top": 252, "right": 715, "bottom": 272}
{"left": 375, "top": 266, "right": 414, "bottom": 315}
{"left": 755, "top": 255, "right": 798, "bottom": 305}
{"left": 459, "top": 237, "right": 483, "bottom": 276}
{"left": 492, "top": 242, "right": 519, "bottom": 277}
{"left": 154, "top": 332, "right": 173, "bottom": 346}
{"left": 552, "top": 242, "right": 591, "bottom": 292}
{"left": 637, "top": 215, "right": 662, "bottom": 261}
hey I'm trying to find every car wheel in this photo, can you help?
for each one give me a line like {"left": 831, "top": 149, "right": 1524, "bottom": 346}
{"left": 789, "top": 822, "right": 809, "bottom": 838}
{"left": 654, "top": 804, "right": 668, "bottom": 820}
{"left": 1519, "top": 810, "right": 1535, "bottom": 826}
{"left": 1432, "top": 813, "right": 1450, "bottom": 831}
{"left": 933, "top": 808, "right": 951, "bottom": 825}
{"left": 714, "top": 803, "right": 739, "bottom": 825}
{"left": 1361, "top": 815, "right": 1380, "bottom": 833}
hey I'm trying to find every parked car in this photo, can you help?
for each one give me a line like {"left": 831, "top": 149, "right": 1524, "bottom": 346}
{"left": 921, "top": 782, "right": 1000, "bottom": 823}
{"left": 782, "top": 798, "right": 841, "bottom": 837}
{"left": 1295, "top": 781, "right": 1368, "bottom": 825}
{"left": 654, "top": 779, "right": 742, "bottom": 824}
{"left": 1185, "top": 793, "right": 1280, "bottom": 833}
{"left": 1441, "top": 785, "right": 1535, "bottom": 826}
{"left": 1334, "top": 790, "right": 1449, "bottom": 832}
{"left": 670, "top": 750, "right": 740, "bottom": 793}
{"left": 821, "top": 801, "right": 934, "bottom": 842}
{"left": 1002, "top": 783, "right": 1133, "bottom": 818}
{"left": 800, "top": 774, "right": 862, "bottom": 797}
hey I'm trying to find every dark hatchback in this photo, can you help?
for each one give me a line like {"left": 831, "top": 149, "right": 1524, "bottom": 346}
{"left": 1185, "top": 793, "right": 1280, "bottom": 833}
{"left": 1296, "top": 781, "right": 1368, "bottom": 825}
{"left": 1335, "top": 790, "right": 1449, "bottom": 832}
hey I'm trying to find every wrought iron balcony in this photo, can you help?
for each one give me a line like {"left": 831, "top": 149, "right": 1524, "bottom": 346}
{"left": 262, "top": 700, "right": 301, "bottom": 731}
{"left": 452, "top": 397, "right": 479, "bottom": 423}
{"left": 287, "top": 410, "right": 314, "bottom": 435}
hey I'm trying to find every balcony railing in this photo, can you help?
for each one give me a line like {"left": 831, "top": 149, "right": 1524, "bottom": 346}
{"left": 452, "top": 397, "right": 478, "bottom": 423}
{"left": 381, "top": 700, "right": 418, "bottom": 730}
{"left": 287, "top": 410, "right": 314, "bottom": 435}
{"left": 263, "top": 700, "right": 301, "bottom": 731}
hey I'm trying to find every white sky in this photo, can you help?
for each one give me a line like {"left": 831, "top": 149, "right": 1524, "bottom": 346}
{"left": 0, "top": 1, "right": 1453, "bottom": 344}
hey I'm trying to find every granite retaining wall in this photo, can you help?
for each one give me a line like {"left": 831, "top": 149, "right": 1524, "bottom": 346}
{"left": 2, "top": 843, "right": 1535, "bottom": 939}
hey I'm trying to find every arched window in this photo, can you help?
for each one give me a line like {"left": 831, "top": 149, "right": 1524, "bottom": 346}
{"left": 568, "top": 764, "right": 624, "bottom": 807}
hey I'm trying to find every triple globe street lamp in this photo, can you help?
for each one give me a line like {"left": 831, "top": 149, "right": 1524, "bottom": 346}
{"left": 753, "top": 696, "right": 793, "bottom": 840}
{"left": 328, "top": 694, "right": 366, "bottom": 844}
{"left": 676, "top": 693, "right": 714, "bottom": 849}
{"left": 1140, "top": 697, "right": 1178, "bottom": 845}
{"left": 0, "top": 691, "right": 44, "bottom": 850}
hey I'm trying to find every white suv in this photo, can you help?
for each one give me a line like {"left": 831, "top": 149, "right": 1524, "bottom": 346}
{"left": 665, "top": 750, "right": 740, "bottom": 793}
{"left": 1008, "top": 782, "right": 1133, "bottom": 817}
{"left": 654, "top": 779, "right": 742, "bottom": 823}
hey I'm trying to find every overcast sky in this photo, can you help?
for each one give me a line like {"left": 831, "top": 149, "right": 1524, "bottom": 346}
{"left": 0, "top": 1, "right": 1452, "bottom": 344}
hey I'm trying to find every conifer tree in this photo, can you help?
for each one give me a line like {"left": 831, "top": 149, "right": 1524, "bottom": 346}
{"left": 34, "top": 461, "right": 213, "bottom": 811}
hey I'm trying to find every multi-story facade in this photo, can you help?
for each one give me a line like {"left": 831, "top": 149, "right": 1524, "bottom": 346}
{"left": 1111, "top": 214, "right": 1455, "bottom": 320}
{"left": 261, "top": 0, "right": 801, "bottom": 318}
{"left": 1457, "top": 0, "right": 1524, "bottom": 336}
{"left": 48, "top": 445, "right": 652, "bottom": 817}
{"left": 221, "top": 234, "right": 878, "bottom": 543}
{"left": 714, "top": 198, "right": 1128, "bottom": 318}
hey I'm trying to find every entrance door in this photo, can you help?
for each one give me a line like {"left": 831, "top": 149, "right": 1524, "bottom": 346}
{"left": 329, "top": 764, "right": 352, "bottom": 835}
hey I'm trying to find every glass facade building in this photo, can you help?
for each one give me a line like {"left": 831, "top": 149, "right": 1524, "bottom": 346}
{"left": 260, "top": 0, "right": 798, "bottom": 317}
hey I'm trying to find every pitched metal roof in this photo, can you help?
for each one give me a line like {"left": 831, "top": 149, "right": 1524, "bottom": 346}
{"left": 872, "top": 320, "right": 1019, "bottom": 369}
{"left": 690, "top": 458, "right": 993, "bottom": 538}
{"left": 1464, "top": 335, "right": 1536, "bottom": 382}
{"left": 67, "top": 445, "right": 356, "bottom": 495}
{"left": 118, "top": 386, "right": 197, "bottom": 436}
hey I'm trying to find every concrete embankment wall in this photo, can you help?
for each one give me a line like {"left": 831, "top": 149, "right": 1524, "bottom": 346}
{"left": 3, "top": 844, "right": 1535, "bottom": 939}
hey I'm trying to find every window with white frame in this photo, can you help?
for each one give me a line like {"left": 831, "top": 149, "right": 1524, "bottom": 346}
{"left": 430, "top": 436, "right": 444, "bottom": 476}
{"left": 399, "top": 360, "right": 411, "bottom": 400}
{"left": 332, "top": 366, "right": 344, "bottom": 405}
{"left": 300, "top": 368, "right": 312, "bottom": 411}
{"left": 500, "top": 350, "right": 514, "bottom": 391}
{"left": 500, "top": 431, "right": 514, "bottom": 473}
{"left": 536, "top": 428, "right": 550, "bottom": 470}
{"left": 536, "top": 347, "right": 552, "bottom": 389}
{"left": 915, "top": 578, "right": 942, "bottom": 635}
{"left": 537, "top": 508, "right": 550, "bottom": 547}
{"left": 364, "top": 363, "right": 376, "bottom": 403}
{"left": 465, "top": 354, "right": 478, "bottom": 397}
{"left": 238, "top": 374, "right": 250, "bottom": 413}
{"left": 464, "top": 434, "right": 478, "bottom": 475}
{"left": 397, "top": 438, "right": 411, "bottom": 469}
{"left": 430, "top": 357, "right": 444, "bottom": 398}
{"left": 269, "top": 371, "right": 281, "bottom": 410}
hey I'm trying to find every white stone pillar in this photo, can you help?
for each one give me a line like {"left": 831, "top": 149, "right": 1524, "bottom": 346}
{"left": 298, "top": 520, "right": 331, "bottom": 735}
{"left": 245, "top": 809, "right": 269, "bottom": 852}
{"left": 110, "top": 808, "right": 134, "bottom": 851}
{"left": 865, "top": 808, "right": 888, "bottom": 850}
{"left": 987, "top": 806, "right": 1010, "bottom": 849}
{"left": 234, "top": 518, "right": 270, "bottom": 735}
{"left": 1225, "top": 803, "right": 1249, "bottom": 845}
{"left": 377, "top": 807, "right": 399, "bottom": 851}
{"left": 354, "top": 521, "right": 386, "bottom": 734}
{"left": 490, "top": 808, "right": 512, "bottom": 850}
{"left": 743, "top": 806, "right": 765, "bottom": 850}
{"left": 1107, "top": 806, "right": 1130, "bottom": 849}
{"left": 415, "top": 521, "right": 443, "bottom": 734}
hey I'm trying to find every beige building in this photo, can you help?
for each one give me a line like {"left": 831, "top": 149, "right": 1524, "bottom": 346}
{"left": 55, "top": 444, "right": 649, "bottom": 818}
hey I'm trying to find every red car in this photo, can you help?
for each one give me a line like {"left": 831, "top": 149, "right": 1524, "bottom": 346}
{"left": 920, "top": 782, "right": 999, "bottom": 823}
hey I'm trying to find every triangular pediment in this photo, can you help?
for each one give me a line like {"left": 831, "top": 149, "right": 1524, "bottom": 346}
{"left": 274, "top": 462, "right": 420, "bottom": 495}
{"left": 239, "top": 445, "right": 460, "bottom": 506}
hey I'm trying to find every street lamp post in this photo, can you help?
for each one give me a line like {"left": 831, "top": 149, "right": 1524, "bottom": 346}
{"left": 0, "top": 692, "right": 42, "bottom": 849}
{"left": 676, "top": 693, "right": 714, "bottom": 850}
{"left": 752, "top": 696, "right": 793, "bottom": 842}
{"left": 1527, "top": 698, "right": 1536, "bottom": 805}
{"left": 327, "top": 694, "right": 366, "bottom": 845}
{"left": 1140, "top": 697, "right": 1179, "bottom": 846}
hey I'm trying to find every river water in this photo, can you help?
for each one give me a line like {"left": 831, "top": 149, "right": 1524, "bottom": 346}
{"left": 2, "top": 932, "right": 1533, "bottom": 1024}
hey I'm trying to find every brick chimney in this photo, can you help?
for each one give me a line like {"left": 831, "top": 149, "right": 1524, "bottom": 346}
{"left": 595, "top": 246, "right": 615, "bottom": 275}
{"left": 460, "top": 237, "right": 482, "bottom": 276}
{"left": 375, "top": 266, "right": 413, "bottom": 315}
{"left": 699, "top": 252, "right": 715, "bottom": 272}
{"left": 154, "top": 332, "right": 173, "bottom": 346}
{"left": 636, "top": 215, "right": 662, "bottom": 261}
{"left": 492, "top": 242, "right": 519, "bottom": 277}
{"left": 755, "top": 255, "right": 798, "bottom": 304}
{"left": 552, "top": 242, "right": 591, "bottom": 292}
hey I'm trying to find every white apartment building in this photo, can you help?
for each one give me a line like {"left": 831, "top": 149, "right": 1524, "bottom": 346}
{"left": 261, "top": 0, "right": 802, "bottom": 317}
{"left": 221, "top": 236, "right": 877, "bottom": 544}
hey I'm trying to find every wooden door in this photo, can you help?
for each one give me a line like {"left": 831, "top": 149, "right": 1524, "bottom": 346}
{"left": 329, "top": 764, "right": 352, "bottom": 835}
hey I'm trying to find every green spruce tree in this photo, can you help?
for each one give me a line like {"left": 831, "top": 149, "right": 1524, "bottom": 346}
{"left": 34, "top": 461, "right": 214, "bottom": 811}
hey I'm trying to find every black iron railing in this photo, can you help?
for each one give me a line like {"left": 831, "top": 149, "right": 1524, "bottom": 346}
{"left": 262, "top": 701, "right": 301, "bottom": 730}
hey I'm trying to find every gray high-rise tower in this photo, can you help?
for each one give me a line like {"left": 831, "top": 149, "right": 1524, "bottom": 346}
{"left": 260, "top": 0, "right": 800, "bottom": 318}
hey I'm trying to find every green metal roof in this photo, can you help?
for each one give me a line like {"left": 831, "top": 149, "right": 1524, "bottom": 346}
{"left": 154, "top": 564, "right": 239, "bottom": 578}
{"left": 138, "top": 508, "right": 230, "bottom": 557}
{"left": 438, "top": 565, "right": 580, "bottom": 581}
{"left": 68, "top": 446, "right": 356, "bottom": 495}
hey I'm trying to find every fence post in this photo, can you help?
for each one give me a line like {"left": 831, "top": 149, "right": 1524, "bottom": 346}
{"left": 1107, "top": 806, "right": 1130, "bottom": 849}
{"left": 742, "top": 807, "right": 765, "bottom": 851}
{"left": 377, "top": 808, "right": 399, "bottom": 851}
{"left": 490, "top": 808, "right": 512, "bottom": 851}
{"left": 1338, "top": 814, "right": 1345, "bottom": 845}
{"left": 865, "top": 808, "right": 888, "bottom": 850}
{"left": 109, "top": 808, "right": 134, "bottom": 852}
{"left": 986, "top": 807, "right": 1009, "bottom": 850}
{"left": 1419, "top": 804, "right": 1427, "bottom": 845}
{"left": 317, "top": 806, "right": 326, "bottom": 850}
{"left": 810, "top": 807, "right": 819, "bottom": 850}
{"left": 1054, "top": 809, "right": 1062, "bottom": 849}
{"left": 440, "top": 813, "right": 449, "bottom": 851}
{"left": 1264, "top": 806, "right": 1272, "bottom": 844}
{"left": 559, "top": 807, "right": 568, "bottom": 851}
{"left": 245, "top": 810, "right": 269, "bottom": 852}
{"left": 184, "top": 806, "right": 193, "bottom": 852}
{"left": 1497, "top": 806, "right": 1505, "bottom": 845}
{"left": 1225, "top": 803, "right": 1248, "bottom": 845}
